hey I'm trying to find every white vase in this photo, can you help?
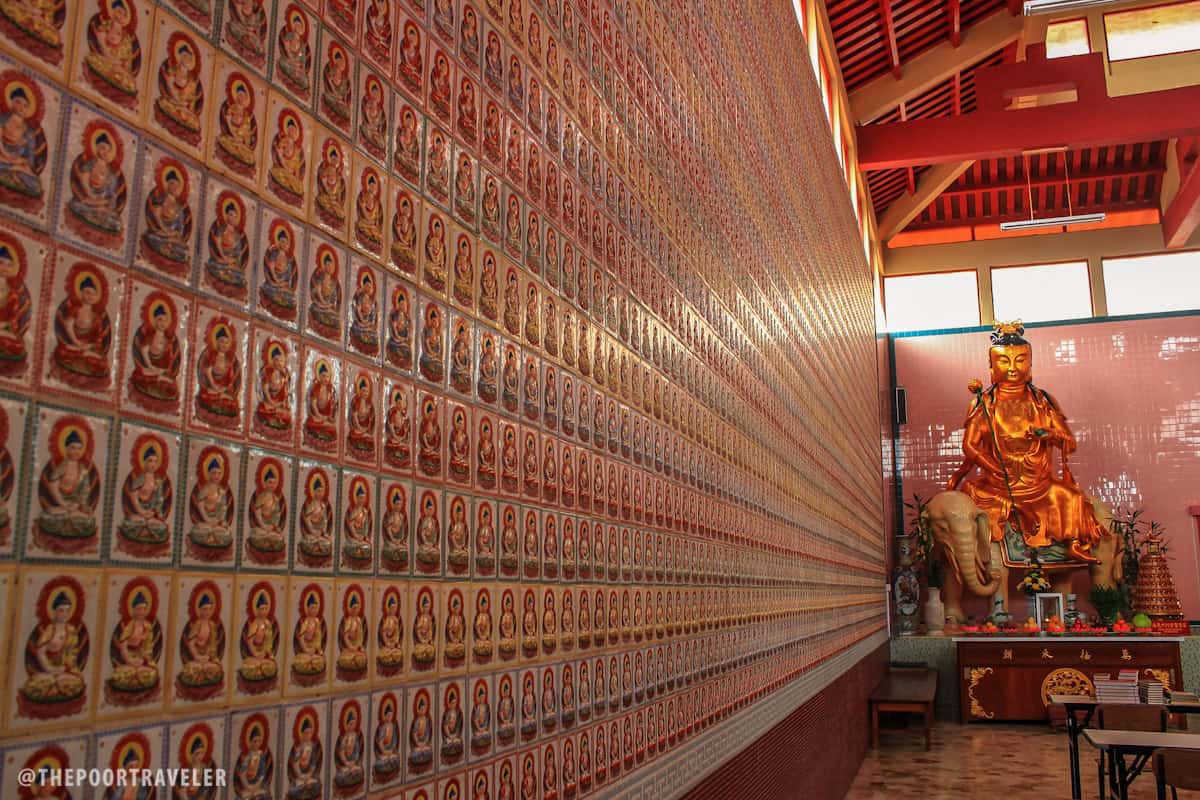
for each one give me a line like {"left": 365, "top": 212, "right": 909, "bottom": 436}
{"left": 924, "top": 587, "right": 945, "bottom": 634}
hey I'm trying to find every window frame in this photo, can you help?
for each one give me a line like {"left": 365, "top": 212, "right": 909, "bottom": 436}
{"left": 1103, "top": 0, "right": 1200, "bottom": 62}
{"left": 882, "top": 269, "right": 982, "bottom": 333}
{"left": 1101, "top": 248, "right": 1200, "bottom": 316}
{"left": 989, "top": 259, "right": 1095, "bottom": 324}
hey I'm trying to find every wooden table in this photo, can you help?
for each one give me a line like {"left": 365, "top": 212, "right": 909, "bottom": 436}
{"left": 1083, "top": 729, "right": 1200, "bottom": 800}
{"left": 956, "top": 637, "right": 1184, "bottom": 722}
{"left": 1050, "top": 695, "right": 1200, "bottom": 800}
{"left": 869, "top": 668, "right": 937, "bottom": 750}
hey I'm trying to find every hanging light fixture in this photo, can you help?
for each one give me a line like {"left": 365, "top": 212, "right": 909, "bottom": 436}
{"left": 998, "top": 149, "right": 1106, "bottom": 231}
{"left": 1023, "top": 0, "right": 1124, "bottom": 16}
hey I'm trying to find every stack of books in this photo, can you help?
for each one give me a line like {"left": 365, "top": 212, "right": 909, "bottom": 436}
{"left": 1138, "top": 680, "right": 1166, "bottom": 704}
{"left": 1166, "top": 689, "right": 1200, "bottom": 704}
{"left": 1094, "top": 671, "right": 1140, "bottom": 704}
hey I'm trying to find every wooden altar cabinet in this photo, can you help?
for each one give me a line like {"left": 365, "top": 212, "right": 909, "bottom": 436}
{"left": 956, "top": 637, "right": 1185, "bottom": 723}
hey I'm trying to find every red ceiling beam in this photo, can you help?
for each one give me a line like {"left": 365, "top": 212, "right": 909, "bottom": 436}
{"left": 1163, "top": 158, "right": 1200, "bottom": 248}
{"left": 857, "top": 50, "right": 1200, "bottom": 169}
{"left": 949, "top": 0, "right": 962, "bottom": 47}
{"left": 878, "top": 0, "right": 903, "bottom": 78}
{"left": 937, "top": 165, "right": 1165, "bottom": 197}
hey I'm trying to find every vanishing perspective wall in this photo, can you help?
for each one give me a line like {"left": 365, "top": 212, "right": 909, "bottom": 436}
{"left": 0, "top": 0, "right": 885, "bottom": 795}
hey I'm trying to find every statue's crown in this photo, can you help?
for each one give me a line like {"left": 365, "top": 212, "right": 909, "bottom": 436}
{"left": 990, "top": 320, "right": 1028, "bottom": 347}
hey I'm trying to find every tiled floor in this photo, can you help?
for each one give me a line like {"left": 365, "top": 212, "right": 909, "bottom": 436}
{"left": 846, "top": 722, "right": 1200, "bottom": 799}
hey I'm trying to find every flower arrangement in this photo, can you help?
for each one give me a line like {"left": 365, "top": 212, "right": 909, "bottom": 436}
{"left": 1018, "top": 550, "right": 1051, "bottom": 596}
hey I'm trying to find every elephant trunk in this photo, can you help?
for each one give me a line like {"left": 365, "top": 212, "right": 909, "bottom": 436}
{"left": 940, "top": 511, "right": 1001, "bottom": 598}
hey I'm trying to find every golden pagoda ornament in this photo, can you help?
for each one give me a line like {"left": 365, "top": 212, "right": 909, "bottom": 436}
{"left": 1132, "top": 530, "right": 1184, "bottom": 620}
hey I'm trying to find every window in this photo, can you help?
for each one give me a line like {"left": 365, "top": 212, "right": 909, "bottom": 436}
{"left": 883, "top": 271, "right": 980, "bottom": 332}
{"left": 1046, "top": 18, "right": 1090, "bottom": 58}
{"left": 1104, "top": 251, "right": 1200, "bottom": 315}
{"left": 991, "top": 261, "right": 1092, "bottom": 323}
{"left": 1104, "top": 1, "right": 1200, "bottom": 61}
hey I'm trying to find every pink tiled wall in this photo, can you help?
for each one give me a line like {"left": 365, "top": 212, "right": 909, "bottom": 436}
{"left": 890, "top": 314, "right": 1200, "bottom": 619}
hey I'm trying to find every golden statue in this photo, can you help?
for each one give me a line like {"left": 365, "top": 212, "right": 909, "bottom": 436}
{"left": 947, "top": 321, "right": 1103, "bottom": 565}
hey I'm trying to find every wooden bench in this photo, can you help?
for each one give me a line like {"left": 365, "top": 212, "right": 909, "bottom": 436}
{"left": 870, "top": 667, "right": 938, "bottom": 750}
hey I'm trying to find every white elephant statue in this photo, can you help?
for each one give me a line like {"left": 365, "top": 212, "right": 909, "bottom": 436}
{"left": 921, "top": 490, "right": 1123, "bottom": 624}
{"left": 921, "top": 491, "right": 1002, "bottom": 624}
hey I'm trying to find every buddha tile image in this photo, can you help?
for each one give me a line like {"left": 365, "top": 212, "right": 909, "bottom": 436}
{"left": 359, "top": 0, "right": 394, "bottom": 75}
{"left": 282, "top": 700, "right": 330, "bottom": 800}
{"left": 459, "top": 2, "right": 480, "bottom": 68}
{"left": 538, "top": 588, "right": 557, "bottom": 656}
{"left": 144, "top": 14, "right": 212, "bottom": 162}
{"left": 316, "top": 33, "right": 355, "bottom": 138}
{"left": 329, "top": 695, "right": 370, "bottom": 799}
{"left": 207, "top": 59, "right": 265, "bottom": 190}
{"left": 304, "top": 235, "right": 346, "bottom": 344}
{"left": 443, "top": 492, "right": 470, "bottom": 575}
{"left": 424, "top": 124, "right": 451, "bottom": 209}
{"left": 121, "top": 280, "right": 190, "bottom": 424}
{"left": 421, "top": 207, "right": 450, "bottom": 296}
{"left": 517, "top": 587, "right": 539, "bottom": 662}
{"left": 427, "top": 46, "right": 453, "bottom": 127}
{"left": 410, "top": 782, "right": 437, "bottom": 800}
{"left": 392, "top": 98, "right": 424, "bottom": 189}
{"left": 262, "top": 93, "right": 314, "bottom": 217}
{"left": 293, "top": 461, "right": 336, "bottom": 573}
{"left": 441, "top": 585, "right": 468, "bottom": 672}
{"left": 249, "top": 327, "right": 299, "bottom": 447}
{"left": 500, "top": 266, "right": 522, "bottom": 341}
{"left": 255, "top": 213, "right": 305, "bottom": 330}
{"left": 377, "top": 479, "right": 411, "bottom": 573}
{"left": 409, "top": 583, "right": 439, "bottom": 674}
{"left": 519, "top": 426, "right": 539, "bottom": 500}
{"left": 517, "top": 746, "right": 540, "bottom": 799}
{"left": 380, "top": 377, "right": 413, "bottom": 475}
{"left": 188, "top": 306, "right": 248, "bottom": 436}
{"left": 366, "top": 689, "right": 404, "bottom": 791}
{"left": 356, "top": 68, "right": 391, "bottom": 167}
{"left": 95, "top": 572, "right": 170, "bottom": 718}
{"left": 338, "top": 471, "right": 376, "bottom": 572}
{"left": 0, "top": 399, "right": 23, "bottom": 557}
{"left": 221, "top": 0, "right": 269, "bottom": 74}
{"left": 476, "top": 249, "right": 498, "bottom": 327}
{"left": 475, "top": 411, "right": 498, "bottom": 494}
{"left": 496, "top": 503, "right": 517, "bottom": 578}
{"left": 344, "top": 368, "right": 380, "bottom": 468}
{"left": 333, "top": 581, "right": 371, "bottom": 688}
{"left": 478, "top": 170, "right": 500, "bottom": 244}
{"left": 415, "top": 390, "right": 444, "bottom": 479}
{"left": 0, "top": 735, "right": 90, "bottom": 797}
{"left": 180, "top": 436, "right": 241, "bottom": 567}
{"left": 284, "top": 579, "right": 332, "bottom": 696}
{"left": 454, "top": 75, "right": 479, "bottom": 154}
{"left": 67, "top": 0, "right": 152, "bottom": 123}
{"left": 270, "top": 1, "right": 317, "bottom": 105}
{"left": 198, "top": 178, "right": 257, "bottom": 307}
{"left": 311, "top": 132, "right": 351, "bottom": 241}
{"left": 109, "top": 421, "right": 179, "bottom": 565}
{"left": 6, "top": 570, "right": 100, "bottom": 732}
{"left": 449, "top": 230, "right": 476, "bottom": 313}
{"left": 407, "top": 683, "right": 436, "bottom": 778}
{"left": 94, "top": 726, "right": 167, "bottom": 791}
{"left": 559, "top": 516, "right": 576, "bottom": 580}
{"left": 371, "top": 581, "right": 404, "bottom": 680}
{"left": 501, "top": 121, "right": 521, "bottom": 192}
{"left": 167, "top": 717, "right": 228, "bottom": 793}
{"left": 351, "top": 161, "right": 388, "bottom": 263}
{"left": 347, "top": 261, "right": 383, "bottom": 362}
{"left": 166, "top": 575, "right": 233, "bottom": 709}
{"left": 444, "top": 401, "right": 471, "bottom": 484}
{"left": 57, "top": 107, "right": 136, "bottom": 259}
{"left": 436, "top": 678, "right": 466, "bottom": 771}
{"left": 230, "top": 707, "right": 282, "bottom": 799}
{"left": 300, "top": 347, "right": 343, "bottom": 458}
{"left": 132, "top": 146, "right": 199, "bottom": 287}
{"left": 480, "top": 25, "right": 500, "bottom": 97}
{"left": 0, "top": 66, "right": 62, "bottom": 232}
{"left": 240, "top": 449, "right": 293, "bottom": 569}
{"left": 25, "top": 406, "right": 110, "bottom": 561}
{"left": 0, "top": 224, "right": 44, "bottom": 390}
{"left": 412, "top": 486, "right": 442, "bottom": 574}
{"left": 387, "top": 184, "right": 420, "bottom": 276}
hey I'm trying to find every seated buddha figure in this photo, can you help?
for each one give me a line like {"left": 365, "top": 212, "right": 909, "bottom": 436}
{"left": 238, "top": 587, "right": 278, "bottom": 690}
{"left": 154, "top": 33, "right": 204, "bottom": 147}
{"left": 380, "top": 484, "right": 409, "bottom": 569}
{"left": 334, "top": 704, "right": 365, "bottom": 792}
{"left": 373, "top": 695, "right": 402, "bottom": 783}
{"left": 176, "top": 583, "right": 225, "bottom": 696}
{"left": 341, "top": 477, "right": 373, "bottom": 564}
{"left": 36, "top": 417, "right": 101, "bottom": 548}
{"left": 253, "top": 339, "right": 292, "bottom": 438}
{"left": 303, "top": 358, "right": 338, "bottom": 449}
{"left": 205, "top": 191, "right": 250, "bottom": 300}
{"left": 107, "top": 584, "right": 162, "bottom": 698}
{"left": 267, "top": 111, "right": 306, "bottom": 208}
{"left": 188, "top": 447, "right": 234, "bottom": 554}
{"left": 298, "top": 470, "right": 333, "bottom": 564}
{"left": 375, "top": 589, "right": 404, "bottom": 673}
{"left": 314, "top": 139, "right": 347, "bottom": 231}
{"left": 21, "top": 580, "right": 89, "bottom": 713}
{"left": 949, "top": 322, "right": 1104, "bottom": 563}
{"left": 259, "top": 220, "right": 298, "bottom": 320}
{"left": 287, "top": 713, "right": 323, "bottom": 799}
{"left": 335, "top": 590, "right": 368, "bottom": 676}
{"left": 82, "top": 0, "right": 141, "bottom": 107}
{"left": 291, "top": 589, "right": 327, "bottom": 680}
{"left": 128, "top": 293, "right": 182, "bottom": 408}
{"left": 246, "top": 458, "right": 287, "bottom": 560}
{"left": 140, "top": 159, "right": 193, "bottom": 272}
{"left": 346, "top": 373, "right": 376, "bottom": 459}
{"left": 117, "top": 433, "right": 172, "bottom": 551}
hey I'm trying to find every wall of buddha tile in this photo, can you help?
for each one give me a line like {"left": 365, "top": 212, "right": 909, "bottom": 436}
{"left": 0, "top": 0, "right": 886, "bottom": 795}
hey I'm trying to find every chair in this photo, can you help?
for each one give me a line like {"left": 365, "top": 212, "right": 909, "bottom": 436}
{"left": 1096, "top": 704, "right": 1169, "bottom": 799}
{"left": 1153, "top": 748, "right": 1200, "bottom": 800}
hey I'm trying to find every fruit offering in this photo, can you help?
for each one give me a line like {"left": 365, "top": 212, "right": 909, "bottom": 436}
{"left": 1023, "top": 616, "right": 1041, "bottom": 633}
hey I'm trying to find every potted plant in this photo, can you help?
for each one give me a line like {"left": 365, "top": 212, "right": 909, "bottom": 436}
{"left": 905, "top": 494, "right": 946, "bottom": 633}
